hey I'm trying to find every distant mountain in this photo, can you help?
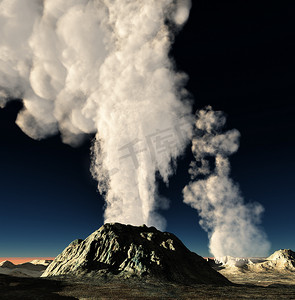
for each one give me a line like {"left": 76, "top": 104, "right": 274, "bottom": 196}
{"left": 268, "top": 249, "right": 295, "bottom": 261}
{"left": 211, "top": 249, "right": 295, "bottom": 273}
{"left": 42, "top": 223, "right": 230, "bottom": 285}
{"left": 0, "top": 261, "right": 15, "bottom": 269}
{"left": 16, "top": 262, "right": 48, "bottom": 272}
{"left": 29, "top": 259, "right": 53, "bottom": 266}
{"left": 249, "top": 249, "right": 295, "bottom": 272}
{"left": 0, "top": 259, "right": 50, "bottom": 277}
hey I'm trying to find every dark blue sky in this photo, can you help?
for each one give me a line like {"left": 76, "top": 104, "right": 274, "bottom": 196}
{"left": 1, "top": 1, "right": 295, "bottom": 257}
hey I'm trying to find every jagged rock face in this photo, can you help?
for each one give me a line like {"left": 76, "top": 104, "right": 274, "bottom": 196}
{"left": 42, "top": 223, "right": 229, "bottom": 284}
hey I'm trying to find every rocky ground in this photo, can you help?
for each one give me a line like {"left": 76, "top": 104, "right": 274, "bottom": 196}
{"left": 1, "top": 273, "right": 295, "bottom": 299}
{"left": 218, "top": 268, "right": 295, "bottom": 287}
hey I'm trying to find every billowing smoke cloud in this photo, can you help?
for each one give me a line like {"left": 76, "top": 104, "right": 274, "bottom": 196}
{"left": 0, "top": 0, "right": 193, "bottom": 229}
{"left": 183, "top": 107, "right": 271, "bottom": 257}
{"left": 1, "top": 0, "right": 271, "bottom": 257}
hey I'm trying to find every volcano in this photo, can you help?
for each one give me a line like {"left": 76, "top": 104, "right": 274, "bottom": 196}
{"left": 42, "top": 223, "right": 229, "bottom": 285}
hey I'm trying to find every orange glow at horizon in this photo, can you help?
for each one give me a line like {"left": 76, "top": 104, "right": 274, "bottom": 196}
{"left": 0, "top": 257, "right": 55, "bottom": 265}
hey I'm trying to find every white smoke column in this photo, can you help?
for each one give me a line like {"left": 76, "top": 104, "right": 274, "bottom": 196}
{"left": 0, "top": 0, "right": 193, "bottom": 229}
{"left": 183, "top": 107, "right": 271, "bottom": 257}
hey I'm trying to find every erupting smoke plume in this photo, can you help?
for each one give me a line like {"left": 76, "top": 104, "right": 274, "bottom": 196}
{"left": 1, "top": 0, "right": 270, "bottom": 257}
{"left": 0, "top": 0, "right": 193, "bottom": 229}
{"left": 183, "top": 107, "right": 271, "bottom": 257}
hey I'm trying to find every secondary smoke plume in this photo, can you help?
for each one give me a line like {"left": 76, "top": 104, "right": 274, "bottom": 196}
{"left": 183, "top": 107, "right": 271, "bottom": 257}
{"left": 0, "top": 0, "right": 192, "bottom": 229}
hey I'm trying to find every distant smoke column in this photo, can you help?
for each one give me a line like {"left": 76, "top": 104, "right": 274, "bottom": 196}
{"left": 183, "top": 107, "right": 270, "bottom": 257}
{"left": 0, "top": 0, "right": 192, "bottom": 230}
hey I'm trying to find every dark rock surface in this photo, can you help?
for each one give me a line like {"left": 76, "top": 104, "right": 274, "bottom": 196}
{"left": 42, "top": 223, "right": 229, "bottom": 285}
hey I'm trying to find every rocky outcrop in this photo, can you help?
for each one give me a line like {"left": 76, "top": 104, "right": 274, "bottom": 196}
{"left": 267, "top": 249, "right": 295, "bottom": 262}
{"left": 42, "top": 223, "right": 229, "bottom": 285}
{"left": 248, "top": 249, "right": 295, "bottom": 272}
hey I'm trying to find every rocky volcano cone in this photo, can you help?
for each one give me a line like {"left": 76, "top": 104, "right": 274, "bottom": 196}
{"left": 42, "top": 223, "right": 229, "bottom": 284}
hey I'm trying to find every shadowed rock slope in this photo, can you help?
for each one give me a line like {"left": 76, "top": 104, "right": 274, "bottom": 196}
{"left": 42, "top": 223, "right": 229, "bottom": 285}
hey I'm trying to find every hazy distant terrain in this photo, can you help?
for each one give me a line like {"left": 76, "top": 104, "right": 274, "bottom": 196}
{"left": 0, "top": 260, "right": 52, "bottom": 278}
{"left": 213, "top": 249, "right": 295, "bottom": 287}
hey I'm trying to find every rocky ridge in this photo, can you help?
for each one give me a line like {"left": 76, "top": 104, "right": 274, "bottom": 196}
{"left": 0, "top": 261, "right": 15, "bottom": 268}
{"left": 42, "top": 223, "right": 229, "bottom": 285}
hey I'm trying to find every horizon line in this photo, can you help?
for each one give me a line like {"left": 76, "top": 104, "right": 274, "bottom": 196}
{"left": 0, "top": 257, "right": 56, "bottom": 265}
